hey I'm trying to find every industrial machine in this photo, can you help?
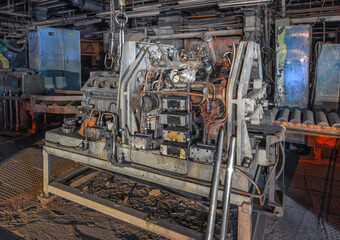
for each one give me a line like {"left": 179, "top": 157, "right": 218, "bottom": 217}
{"left": 43, "top": 39, "right": 285, "bottom": 239}
{"left": 0, "top": 69, "right": 82, "bottom": 132}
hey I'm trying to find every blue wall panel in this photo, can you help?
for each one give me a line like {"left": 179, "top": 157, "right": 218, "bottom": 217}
{"left": 275, "top": 25, "right": 311, "bottom": 109}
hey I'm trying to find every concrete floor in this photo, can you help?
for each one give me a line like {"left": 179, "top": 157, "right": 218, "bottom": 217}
{"left": 0, "top": 131, "right": 339, "bottom": 239}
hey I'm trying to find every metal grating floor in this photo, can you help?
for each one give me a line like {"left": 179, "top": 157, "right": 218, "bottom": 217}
{"left": 320, "top": 214, "right": 340, "bottom": 240}
{"left": 311, "top": 191, "right": 340, "bottom": 239}
{"left": 0, "top": 147, "right": 76, "bottom": 203}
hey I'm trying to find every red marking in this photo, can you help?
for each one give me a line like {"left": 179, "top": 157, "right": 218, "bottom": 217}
{"left": 313, "top": 136, "right": 338, "bottom": 148}
{"left": 29, "top": 122, "right": 36, "bottom": 134}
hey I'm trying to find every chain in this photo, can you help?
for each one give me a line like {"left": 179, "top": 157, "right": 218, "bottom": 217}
{"left": 110, "top": 0, "right": 114, "bottom": 34}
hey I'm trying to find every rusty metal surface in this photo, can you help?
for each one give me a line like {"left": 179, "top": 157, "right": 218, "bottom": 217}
{"left": 22, "top": 102, "right": 79, "bottom": 114}
{"left": 0, "top": 147, "right": 76, "bottom": 203}
{"left": 21, "top": 94, "right": 83, "bottom": 101}
{"left": 275, "top": 25, "right": 311, "bottom": 109}
{"left": 20, "top": 94, "right": 81, "bottom": 114}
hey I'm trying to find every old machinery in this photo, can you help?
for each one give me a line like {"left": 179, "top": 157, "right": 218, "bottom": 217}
{"left": 43, "top": 40, "right": 285, "bottom": 240}
{"left": 0, "top": 69, "right": 82, "bottom": 132}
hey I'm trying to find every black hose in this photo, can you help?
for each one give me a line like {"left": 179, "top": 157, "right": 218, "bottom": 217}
{"left": 191, "top": 121, "right": 200, "bottom": 141}
{"left": 0, "top": 39, "right": 27, "bottom": 52}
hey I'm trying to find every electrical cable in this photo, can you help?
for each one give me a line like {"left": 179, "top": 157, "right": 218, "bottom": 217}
{"left": 312, "top": 0, "right": 326, "bottom": 26}
{"left": 276, "top": 141, "right": 285, "bottom": 180}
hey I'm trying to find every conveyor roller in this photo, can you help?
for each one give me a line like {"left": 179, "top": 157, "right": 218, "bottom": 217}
{"left": 272, "top": 108, "right": 340, "bottom": 137}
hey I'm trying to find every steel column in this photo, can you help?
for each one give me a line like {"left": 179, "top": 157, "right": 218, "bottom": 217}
{"left": 43, "top": 149, "right": 51, "bottom": 197}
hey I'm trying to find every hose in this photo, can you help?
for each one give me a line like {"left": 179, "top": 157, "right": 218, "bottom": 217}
{"left": 276, "top": 141, "right": 285, "bottom": 180}
{"left": 0, "top": 39, "right": 27, "bottom": 52}
{"left": 191, "top": 121, "right": 200, "bottom": 141}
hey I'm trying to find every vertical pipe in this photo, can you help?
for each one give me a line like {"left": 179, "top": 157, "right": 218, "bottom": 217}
{"left": 264, "top": 5, "right": 269, "bottom": 47}
{"left": 205, "top": 128, "right": 225, "bottom": 240}
{"left": 8, "top": 90, "right": 13, "bottom": 129}
{"left": 204, "top": 35, "right": 217, "bottom": 66}
{"left": 323, "top": 19, "right": 326, "bottom": 43}
{"left": 15, "top": 94, "right": 19, "bottom": 131}
{"left": 43, "top": 149, "right": 51, "bottom": 197}
{"left": 282, "top": 0, "right": 286, "bottom": 18}
{"left": 2, "top": 92, "right": 7, "bottom": 129}
{"left": 220, "top": 137, "right": 236, "bottom": 240}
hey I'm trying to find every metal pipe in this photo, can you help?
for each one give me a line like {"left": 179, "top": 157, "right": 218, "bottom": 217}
{"left": 33, "top": 14, "right": 88, "bottom": 25}
{"left": 2, "top": 92, "right": 7, "bottom": 129}
{"left": 149, "top": 29, "right": 242, "bottom": 40}
{"left": 15, "top": 94, "right": 19, "bottom": 131}
{"left": 323, "top": 19, "right": 326, "bottom": 42}
{"left": 8, "top": 90, "right": 13, "bottom": 129}
{"left": 264, "top": 4, "right": 269, "bottom": 47}
{"left": 74, "top": 18, "right": 102, "bottom": 26}
{"left": 70, "top": 0, "right": 104, "bottom": 12}
{"left": 205, "top": 128, "right": 225, "bottom": 240}
{"left": 203, "top": 35, "right": 217, "bottom": 66}
{"left": 118, "top": 48, "right": 148, "bottom": 140}
{"left": 218, "top": 0, "right": 272, "bottom": 8}
{"left": 0, "top": 10, "right": 31, "bottom": 18}
{"left": 0, "top": 39, "right": 26, "bottom": 52}
{"left": 220, "top": 137, "right": 236, "bottom": 240}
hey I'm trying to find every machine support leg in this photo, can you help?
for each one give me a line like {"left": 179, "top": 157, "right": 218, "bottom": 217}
{"left": 43, "top": 150, "right": 51, "bottom": 197}
{"left": 238, "top": 202, "right": 252, "bottom": 240}
{"left": 205, "top": 129, "right": 225, "bottom": 240}
{"left": 220, "top": 137, "right": 236, "bottom": 240}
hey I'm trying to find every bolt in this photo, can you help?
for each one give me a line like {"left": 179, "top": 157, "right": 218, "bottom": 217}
{"left": 242, "top": 158, "right": 251, "bottom": 168}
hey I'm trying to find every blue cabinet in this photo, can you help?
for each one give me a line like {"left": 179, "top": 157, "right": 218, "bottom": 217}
{"left": 28, "top": 27, "right": 81, "bottom": 91}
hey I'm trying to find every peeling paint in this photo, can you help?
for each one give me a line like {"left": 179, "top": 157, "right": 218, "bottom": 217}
{"left": 275, "top": 25, "right": 311, "bottom": 109}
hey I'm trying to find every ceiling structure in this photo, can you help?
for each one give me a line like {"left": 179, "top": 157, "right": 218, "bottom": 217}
{"left": 0, "top": 0, "right": 340, "bottom": 40}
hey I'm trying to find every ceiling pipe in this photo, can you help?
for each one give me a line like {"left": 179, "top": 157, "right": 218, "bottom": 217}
{"left": 71, "top": 0, "right": 105, "bottom": 12}
{"left": 33, "top": 13, "right": 88, "bottom": 25}
{"left": 74, "top": 18, "right": 102, "bottom": 26}
{"left": 218, "top": 0, "right": 272, "bottom": 8}
{"left": 148, "top": 29, "right": 242, "bottom": 40}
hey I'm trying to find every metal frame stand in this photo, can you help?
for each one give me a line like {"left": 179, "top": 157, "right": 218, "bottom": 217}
{"left": 42, "top": 145, "right": 258, "bottom": 240}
